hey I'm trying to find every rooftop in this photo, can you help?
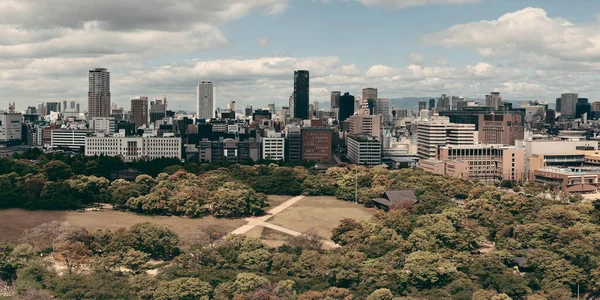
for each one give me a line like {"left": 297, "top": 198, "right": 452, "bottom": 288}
{"left": 538, "top": 167, "right": 600, "bottom": 175}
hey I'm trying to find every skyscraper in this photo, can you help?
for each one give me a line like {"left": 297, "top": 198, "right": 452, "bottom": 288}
{"left": 362, "top": 88, "right": 378, "bottom": 101}
{"left": 46, "top": 102, "right": 61, "bottom": 113}
{"left": 418, "top": 101, "right": 427, "bottom": 111}
{"left": 150, "top": 97, "right": 167, "bottom": 124}
{"left": 63, "top": 101, "right": 68, "bottom": 112}
{"left": 375, "top": 98, "right": 391, "bottom": 122}
{"left": 560, "top": 93, "right": 578, "bottom": 118}
{"left": 331, "top": 91, "right": 341, "bottom": 109}
{"left": 338, "top": 92, "right": 355, "bottom": 122}
{"left": 485, "top": 92, "right": 502, "bottom": 110}
{"left": 88, "top": 68, "right": 111, "bottom": 119}
{"left": 429, "top": 98, "right": 436, "bottom": 110}
{"left": 130, "top": 96, "right": 149, "bottom": 128}
{"left": 293, "top": 70, "right": 309, "bottom": 119}
{"left": 196, "top": 81, "right": 215, "bottom": 119}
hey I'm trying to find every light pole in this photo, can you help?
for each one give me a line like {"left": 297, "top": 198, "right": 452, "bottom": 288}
{"left": 355, "top": 167, "right": 358, "bottom": 204}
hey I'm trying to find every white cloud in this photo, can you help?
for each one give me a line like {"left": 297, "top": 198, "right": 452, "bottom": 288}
{"left": 408, "top": 53, "right": 425, "bottom": 65}
{"left": 423, "top": 7, "right": 600, "bottom": 71}
{"left": 356, "top": 0, "right": 480, "bottom": 9}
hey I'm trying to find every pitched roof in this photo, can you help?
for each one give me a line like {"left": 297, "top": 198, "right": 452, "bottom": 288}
{"left": 384, "top": 189, "right": 419, "bottom": 209}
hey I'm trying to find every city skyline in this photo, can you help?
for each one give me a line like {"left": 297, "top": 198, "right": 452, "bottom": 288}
{"left": 2, "top": 1, "right": 600, "bottom": 111}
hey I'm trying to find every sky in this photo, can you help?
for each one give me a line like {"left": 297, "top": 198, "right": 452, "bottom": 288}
{"left": 2, "top": 0, "right": 600, "bottom": 112}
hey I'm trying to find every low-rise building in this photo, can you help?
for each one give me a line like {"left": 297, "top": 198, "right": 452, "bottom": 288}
{"left": 51, "top": 129, "right": 92, "bottom": 150}
{"left": 534, "top": 167, "right": 600, "bottom": 193}
{"left": 421, "top": 144, "right": 525, "bottom": 183}
{"left": 347, "top": 134, "right": 382, "bottom": 166}
{"left": 85, "top": 135, "right": 182, "bottom": 162}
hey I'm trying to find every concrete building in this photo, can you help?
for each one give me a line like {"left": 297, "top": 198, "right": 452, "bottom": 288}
{"left": 286, "top": 126, "right": 302, "bottom": 162}
{"left": 0, "top": 112, "right": 22, "bottom": 144}
{"left": 301, "top": 127, "right": 332, "bottom": 163}
{"left": 85, "top": 135, "right": 182, "bottom": 162}
{"left": 91, "top": 117, "right": 115, "bottom": 133}
{"left": 376, "top": 98, "right": 391, "bottom": 123}
{"left": 534, "top": 167, "right": 600, "bottom": 193}
{"left": 130, "top": 96, "right": 149, "bottom": 128}
{"left": 348, "top": 112, "right": 382, "bottom": 139}
{"left": 198, "top": 137, "right": 260, "bottom": 163}
{"left": 196, "top": 81, "right": 215, "bottom": 119}
{"left": 437, "top": 94, "right": 450, "bottom": 111}
{"left": 262, "top": 131, "right": 285, "bottom": 161}
{"left": 150, "top": 97, "right": 167, "bottom": 124}
{"left": 560, "top": 93, "right": 578, "bottom": 118}
{"left": 362, "top": 88, "right": 378, "bottom": 101}
{"left": 293, "top": 70, "right": 309, "bottom": 119}
{"left": 347, "top": 134, "right": 382, "bottom": 166}
{"left": 516, "top": 139, "right": 598, "bottom": 180}
{"left": 478, "top": 114, "right": 524, "bottom": 146}
{"left": 434, "top": 144, "right": 525, "bottom": 182}
{"left": 51, "top": 129, "right": 92, "bottom": 150}
{"left": 485, "top": 92, "right": 502, "bottom": 110}
{"left": 46, "top": 102, "right": 61, "bottom": 114}
{"left": 416, "top": 116, "right": 476, "bottom": 160}
{"left": 88, "top": 68, "right": 111, "bottom": 119}
{"left": 418, "top": 101, "right": 427, "bottom": 112}
{"left": 331, "top": 91, "right": 341, "bottom": 109}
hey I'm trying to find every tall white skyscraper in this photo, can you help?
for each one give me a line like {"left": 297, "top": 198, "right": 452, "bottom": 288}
{"left": 88, "top": 68, "right": 111, "bottom": 119}
{"left": 196, "top": 81, "right": 215, "bottom": 119}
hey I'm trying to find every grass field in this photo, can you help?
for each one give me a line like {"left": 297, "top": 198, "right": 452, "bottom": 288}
{"left": 268, "top": 196, "right": 375, "bottom": 238}
{"left": 243, "top": 226, "right": 287, "bottom": 248}
{"left": 0, "top": 209, "right": 246, "bottom": 244}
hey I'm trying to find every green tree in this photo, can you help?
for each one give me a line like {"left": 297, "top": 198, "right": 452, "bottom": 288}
{"left": 128, "top": 222, "right": 180, "bottom": 260}
{"left": 154, "top": 277, "right": 212, "bottom": 300}
{"left": 367, "top": 288, "right": 394, "bottom": 300}
{"left": 44, "top": 160, "right": 73, "bottom": 181}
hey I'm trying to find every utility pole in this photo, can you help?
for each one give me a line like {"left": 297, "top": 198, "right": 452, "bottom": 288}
{"left": 355, "top": 168, "right": 358, "bottom": 204}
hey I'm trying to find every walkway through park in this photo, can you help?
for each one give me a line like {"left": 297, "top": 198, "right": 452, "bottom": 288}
{"left": 229, "top": 195, "right": 339, "bottom": 248}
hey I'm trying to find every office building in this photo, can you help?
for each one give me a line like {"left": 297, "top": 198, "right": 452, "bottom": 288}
{"left": 560, "top": 93, "right": 578, "bottom": 118}
{"left": 46, "top": 102, "right": 61, "bottom": 113}
{"left": 150, "top": 97, "right": 167, "bottom": 124}
{"left": 88, "top": 68, "right": 111, "bottom": 119}
{"left": 422, "top": 144, "right": 525, "bottom": 183}
{"left": 198, "top": 137, "right": 260, "bottom": 163}
{"left": 534, "top": 167, "right": 600, "bottom": 193}
{"left": 576, "top": 98, "right": 591, "bottom": 119}
{"left": 262, "top": 131, "right": 285, "bottom": 161}
{"left": 301, "top": 127, "right": 332, "bottom": 163}
{"left": 245, "top": 105, "right": 253, "bottom": 117}
{"left": 555, "top": 98, "right": 562, "bottom": 113}
{"left": 478, "top": 114, "right": 524, "bottom": 146}
{"left": 362, "top": 88, "right": 378, "bottom": 101}
{"left": 393, "top": 109, "right": 409, "bottom": 119}
{"left": 131, "top": 96, "right": 149, "bottom": 128}
{"left": 85, "top": 135, "right": 182, "bottom": 162}
{"left": 429, "top": 98, "right": 436, "bottom": 110}
{"left": 347, "top": 134, "right": 382, "bottom": 167}
{"left": 229, "top": 101, "right": 237, "bottom": 112}
{"left": 286, "top": 126, "right": 302, "bottom": 162}
{"left": 348, "top": 112, "right": 382, "bottom": 139}
{"left": 485, "top": 92, "right": 502, "bottom": 110}
{"left": 331, "top": 91, "right": 341, "bottom": 109}
{"left": 91, "top": 117, "right": 115, "bottom": 133}
{"left": 51, "top": 129, "right": 92, "bottom": 150}
{"left": 418, "top": 101, "right": 427, "bottom": 112}
{"left": 437, "top": 94, "right": 450, "bottom": 111}
{"left": 376, "top": 98, "right": 391, "bottom": 122}
{"left": 293, "top": 70, "right": 309, "bottom": 119}
{"left": 453, "top": 98, "right": 467, "bottom": 111}
{"left": 417, "top": 116, "right": 476, "bottom": 160}
{"left": 0, "top": 112, "right": 22, "bottom": 144}
{"left": 338, "top": 92, "right": 355, "bottom": 122}
{"left": 197, "top": 81, "right": 215, "bottom": 119}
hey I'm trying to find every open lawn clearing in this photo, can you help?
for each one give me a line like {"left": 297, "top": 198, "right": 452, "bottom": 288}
{"left": 243, "top": 226, "right": 288, "bottom": 248}
{"left": 0, "top": 209, "right": 245, "bottom": 244}
{"left": 268, "top": 196, "right": 375, "bottom": 238}
{"left": 267, "top": 195, "right": 294, "bottom": 208}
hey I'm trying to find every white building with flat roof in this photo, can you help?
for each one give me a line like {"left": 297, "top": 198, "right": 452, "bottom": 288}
{"left": 347, "top": 134, "right": 382, "bottom": 167}
{"left": 262, "top": 131, "right": 285, "bottom": 161}
{"left": 85, "top": 136, "right": 182, "bottom": 162}
{"left": 0, "top": 112, "right": 22, "bottom": 143}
